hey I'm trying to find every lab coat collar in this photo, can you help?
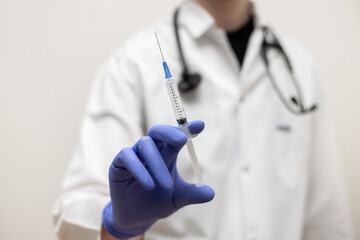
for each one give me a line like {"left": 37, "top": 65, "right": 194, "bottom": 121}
{"left": 180, "top": 0, "right": 269, "bottom": 99}
{"left": 180, "top": 0, "right": 216, "bottom": 39}
{"left": 180, "top": 0, "right": 267, "bottom": 39}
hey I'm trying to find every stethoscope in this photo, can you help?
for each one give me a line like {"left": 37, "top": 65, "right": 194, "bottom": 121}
{"left": 173, "top": 8, "right": 317, "bottom": 115}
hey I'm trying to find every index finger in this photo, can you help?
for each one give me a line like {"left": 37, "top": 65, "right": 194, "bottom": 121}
{"left": 147, "top": 121, "right": 205, "bottom": 146}
{"left": 148, "top": 125, "right": 187, "bottom": 147}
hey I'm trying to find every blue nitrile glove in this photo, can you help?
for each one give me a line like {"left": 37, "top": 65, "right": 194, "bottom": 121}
{"left": 102, "top": 120, "right": 215, "bottom": 239}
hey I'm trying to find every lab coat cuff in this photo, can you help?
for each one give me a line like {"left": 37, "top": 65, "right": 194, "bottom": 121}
{"left": 102, "top": 201, "right": 152, "bottom": 239}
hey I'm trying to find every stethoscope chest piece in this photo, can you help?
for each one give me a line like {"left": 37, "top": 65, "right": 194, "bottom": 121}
{"left": 178, "top": 72, "right": 202, "bottom": 92}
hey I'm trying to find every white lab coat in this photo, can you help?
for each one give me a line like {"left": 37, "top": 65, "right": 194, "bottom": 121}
{"left": 52, "top": 1, "right": 353, "bottom": 239}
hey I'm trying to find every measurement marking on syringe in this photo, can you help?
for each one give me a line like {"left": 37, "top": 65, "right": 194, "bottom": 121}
{"left": 169, "top": 83, "right": 184, "bottom": 116}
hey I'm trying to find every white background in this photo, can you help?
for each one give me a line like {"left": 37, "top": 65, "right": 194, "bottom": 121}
{"left": 0, "top": 0, "right": 359, "bottom": 239}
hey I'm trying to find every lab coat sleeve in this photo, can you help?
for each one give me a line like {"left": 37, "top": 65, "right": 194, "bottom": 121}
{"left": 303, "top": 65, "right": 353, "bottom": 239}
{"left": 52, "top": 49, "right": 145, "bottom": 240}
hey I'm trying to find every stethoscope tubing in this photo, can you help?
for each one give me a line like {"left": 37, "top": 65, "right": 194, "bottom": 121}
{"left": 173, "top": 7, "right": 317, "bottom": 115}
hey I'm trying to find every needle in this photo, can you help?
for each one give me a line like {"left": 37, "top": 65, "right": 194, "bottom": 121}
{"left": 155, "top": 33, "right": 165, "bottom": 61}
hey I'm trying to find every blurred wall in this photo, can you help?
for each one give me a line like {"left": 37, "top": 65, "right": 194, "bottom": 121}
{"left": 0, "top": 0, "right": 358, "bottom": 239}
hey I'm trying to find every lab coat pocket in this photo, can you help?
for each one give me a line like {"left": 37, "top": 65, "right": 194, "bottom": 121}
{"left": 274, "top": 113, "right": 312, "bottom": 187}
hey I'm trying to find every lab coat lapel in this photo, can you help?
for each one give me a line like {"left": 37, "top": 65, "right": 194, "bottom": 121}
{"left": 239, "top": 28, "right": 265, "bottom": 101}
{"left": 239, "top": 4, "right": 269, "bottom": 101}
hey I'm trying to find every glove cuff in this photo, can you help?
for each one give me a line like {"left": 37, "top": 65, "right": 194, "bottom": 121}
{"left": 102, "top": 202, "right": 152, "bottom": 239}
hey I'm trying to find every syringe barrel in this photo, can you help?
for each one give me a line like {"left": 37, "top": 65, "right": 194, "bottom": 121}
{"left": 165, "top": 77, "right": 187, "bottom": 123}
{"left": 165, "top": 76, "right": 204, "bottom": 186}
{"left": 178, "top": 123, "right": 204, "bottom": 186}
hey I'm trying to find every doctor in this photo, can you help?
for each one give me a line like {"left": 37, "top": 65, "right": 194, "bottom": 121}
{"left": 53, "top": 0, "right": 353, "bottom": 239}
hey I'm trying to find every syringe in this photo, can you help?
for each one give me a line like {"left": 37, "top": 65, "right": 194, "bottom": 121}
{"left": 155, "top": 33, "right": 204, "bottom": 186}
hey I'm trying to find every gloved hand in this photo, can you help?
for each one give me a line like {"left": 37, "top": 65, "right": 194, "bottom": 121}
{"left": 102, "top": 120, "right": 215, "bottom": 239}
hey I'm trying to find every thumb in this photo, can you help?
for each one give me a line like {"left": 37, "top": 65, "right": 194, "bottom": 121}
{"left": 174, "top": 181, "right": 215, "bottom": 209}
